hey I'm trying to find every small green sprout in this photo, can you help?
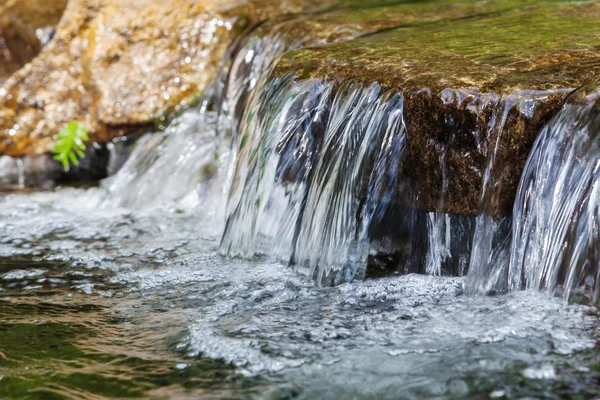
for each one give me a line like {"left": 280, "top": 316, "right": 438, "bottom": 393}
{"left": 53, "top": 121, "right": 89, "bottom": 172}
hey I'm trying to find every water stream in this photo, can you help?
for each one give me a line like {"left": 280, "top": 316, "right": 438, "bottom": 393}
{"left": 1, "top": 29, "right": 600, "bottom": 400}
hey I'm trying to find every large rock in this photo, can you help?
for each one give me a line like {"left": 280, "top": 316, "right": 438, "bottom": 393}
{"left": 0, "top": 0, "right": 328, "bottom": 157}
{"left": 272, "top": 0, "right": 600, "bottom": 217}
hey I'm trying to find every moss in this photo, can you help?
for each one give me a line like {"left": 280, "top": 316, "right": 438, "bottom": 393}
{"left": 275, "top": 2, "right": 600, "bottom": 93}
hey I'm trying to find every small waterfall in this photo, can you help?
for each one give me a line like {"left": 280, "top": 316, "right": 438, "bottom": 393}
{"left": 466, "top": 90, "right": 571, "bottom": 295}
{"left": 466, "top": 86, "right": 600, "bottom": 304}
{"left": 220, "top": 77, "right": 407, "bottom": 285}
{"left": 466, "top": 94, "right": 528, "bottom": 295}
{"left": 220, "top": 76, "right": 325, "bottom": 261}
{"left": 4, "top": 13, "right": 593, "bottom": 303}
{"left": 102, "top": 111, "right": 226, "bottom": 211}
{"left": 424, "top": 213, "right": 452, "bottom": 276}
{"left": 509, "top": 88, "right": 600, "bottom": 303}
{"left": 293, "top": 84, "right": 406, "bottom": 284}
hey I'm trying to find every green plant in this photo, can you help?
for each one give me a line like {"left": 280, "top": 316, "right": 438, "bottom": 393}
{"left": 53, "top": 121, "right": 89, "bottom": 172}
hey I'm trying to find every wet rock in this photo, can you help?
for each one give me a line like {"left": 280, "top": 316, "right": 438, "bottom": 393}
{"left": 0, "top": 0, "right": 329, "bottom": 157}
{"left": 272, "top": 1, "right": 600, "bottom": 217}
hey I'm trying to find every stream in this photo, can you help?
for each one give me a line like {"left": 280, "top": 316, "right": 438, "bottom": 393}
{"left": 0, "top": 107, "right": 599, "bottom": 399}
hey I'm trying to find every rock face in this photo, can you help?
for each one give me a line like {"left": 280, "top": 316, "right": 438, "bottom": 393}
{"left": 272, "top": 0, "right": 600, "bottom": 217}
{"left": 0, "top": 0, "right": 329, "bottom": 157}
{"left": 0, "top": 0, "right": 68, "bottom": 82}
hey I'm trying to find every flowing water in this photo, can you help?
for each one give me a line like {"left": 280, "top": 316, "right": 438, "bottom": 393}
{"left": 468, "top": 86, "right": 600, "bottom": 304}
{"left": 1, "top": 181, "right": 599, "bottom": 399}
{"left": 1, "top": 33, "right": 600, "bottom": 400}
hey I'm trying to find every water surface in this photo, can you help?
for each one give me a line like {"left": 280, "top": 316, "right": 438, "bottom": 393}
{"left": 0, "top": 167, "right": 598, "bottom": 399}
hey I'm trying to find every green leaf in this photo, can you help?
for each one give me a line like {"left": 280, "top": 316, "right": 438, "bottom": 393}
{"left": 53, "top": 121, "right": 89, "bottom": 172}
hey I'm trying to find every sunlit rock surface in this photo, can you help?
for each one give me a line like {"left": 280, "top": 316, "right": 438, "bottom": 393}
{"left": 0, "top": 0, "right": 328, "bottom": 157}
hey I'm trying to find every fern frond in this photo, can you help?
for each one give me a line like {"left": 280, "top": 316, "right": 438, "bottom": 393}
{"left": 53, "top": 121, "right": 89, "bottom": 172}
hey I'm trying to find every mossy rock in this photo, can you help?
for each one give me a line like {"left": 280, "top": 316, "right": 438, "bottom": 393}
{"left": 271, "top": 0, "right": 600, "bottom": 216}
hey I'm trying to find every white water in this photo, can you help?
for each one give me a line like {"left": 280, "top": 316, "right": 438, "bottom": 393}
{"left": 0, "top": 183, "right": 597, "bottom": 398}
{"left": 465, "top": 87, "right": 600, "bottom": 304}
{"left": 509, "top": 89, "right": 600, "bottom": 302}
{"left": 220, "top": 77, "right": 407, "bottom": 285}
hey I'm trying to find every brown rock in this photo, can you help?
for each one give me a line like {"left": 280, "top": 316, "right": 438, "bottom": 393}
{"left": 0, "top": 0, "right": 330, "bottom": 157}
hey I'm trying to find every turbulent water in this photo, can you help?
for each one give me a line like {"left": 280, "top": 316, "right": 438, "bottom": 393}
{"left": 1, "top": 178, "right": 599, "bottom": 398}
{"left": 1, "top": 33, "right": 600, "bottom": 399}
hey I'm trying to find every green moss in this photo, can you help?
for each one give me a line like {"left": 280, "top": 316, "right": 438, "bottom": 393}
{"left": 0, "top": 323, "right": 87, "bottom": 367}
{"left": 275, "top": 1, "right": 600, "bottom": 93}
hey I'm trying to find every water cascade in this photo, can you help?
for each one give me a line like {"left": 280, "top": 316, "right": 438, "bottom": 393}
{"left": 3, "top": 1, "right": 600, "bottom": 398}
{"left": 466, "top": 90, "right": 570, "bottom": 295}
{"left": 220, "top": 77, "right": 407, "bottom": 285}
{"left": 465, "top": 87, "right": 600, "bottom": 304}
{"left": 98, "top": 53, "right": 600, "bottom": 301}
{"left": 510, "top": 88, "right": 600, "bottom": 302}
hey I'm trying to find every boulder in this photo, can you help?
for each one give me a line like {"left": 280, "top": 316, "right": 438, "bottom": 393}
{"left": 0, "top": 0, "right": 67, "bottom": 82}
{"left": 0, "top": 0, "right": 329, "bottom": 157}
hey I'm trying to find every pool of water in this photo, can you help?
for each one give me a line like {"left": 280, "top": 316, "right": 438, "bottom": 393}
{"left": 0, "top": 186, "right": 598, "bottom": 399}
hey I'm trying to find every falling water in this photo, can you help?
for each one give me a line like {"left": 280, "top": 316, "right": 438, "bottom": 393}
{"left": 425, "top": 213, "right": 452, "bottom": 276}
{"left": 217, "top": 33, "right": 289, "bottom": 139}
{"left": 508, "top": 87, "right": 600, "bottom": 303}
{"left": 102, "top": 111, "right": 227, "bottom": 214}
{"left": 0, "top": 16, "right": 596, "bottom": 303}
{"left": 220, "top": 77, "right": 407, "bottom": 285}
{"left": 466, "top": 90, "right": 572, "bottom": 296}
{"left": 466, "top": 93, "right": 534, "bottom": 296}
{"left": 1, "top": 6, "right": 600, "bottom": 399}
{"left": 465, "top": 85, "right": 600, "bottom": 304}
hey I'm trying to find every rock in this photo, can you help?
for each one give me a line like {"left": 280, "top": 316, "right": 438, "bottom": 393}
{"left": 0, "top": 0, "right": 67, "bottom": 82}
{"left": 0, "top": 0, "right": 330, "bottom": 157}
{"left": 272, "top": 1, "right": 600, "bottom": 217}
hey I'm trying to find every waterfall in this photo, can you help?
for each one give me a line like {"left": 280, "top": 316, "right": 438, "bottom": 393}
{"left": 466, "top": 92, "right": 551, "bottom": 295}
{"left": 424, "top": 213, "right": 452, "bottom": 276}
{"left": 92, "top": 39, "right": 600, "bottom": 303}
{"left": 2, "top": 14, "right": 596, "bottom": 303}
{"left": 466, "top": 86, "right": 600, "bottom": 304}
{"left": 220, "top": 77, "right": 407, "bottom": 285}
{"left": 509, "top": 88, "right": 600, "bottom": 303}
